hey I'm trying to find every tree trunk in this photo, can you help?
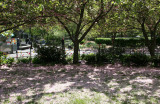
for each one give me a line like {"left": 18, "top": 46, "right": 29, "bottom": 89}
{"left": 148, "top": 45, "right": 155, "bottom": 58}
{"left": 73, "top": 40, "right": 79, "bottom": 64}
{"left": 141, "top": 23, "right": 156, "bottom": 58}
{"left": 148, "top": 36, "right": 156, "bottom": 58}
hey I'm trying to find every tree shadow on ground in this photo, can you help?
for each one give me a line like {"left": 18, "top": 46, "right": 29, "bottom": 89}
{"left": 0, "top": 64, "right": 160, "bottom": 103}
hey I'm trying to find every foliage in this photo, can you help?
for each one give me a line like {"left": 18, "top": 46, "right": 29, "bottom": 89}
{"left": 83, "top": 53, "right": 96, "bottom": 64}
{"left": 3, "top": 57, "right": 14, "bottom": 66}
{"left": 66, "top": 56, "right": 73, "bottom": 64}
{"left": 81, "top": 54, "right": 86, "bottom": 60}
{"left": 36, "top": 46, "right": 65, "bottom": 64}
{"left": 120, "top": 0, "right": 160, "bottom": 57}
{"left": 130, "top": 53, "right": 150, "bottom": 66}
{"left": 82, "top": 53, "right": 117, "bottom": 64}
{"left": 85, "top": 41, "right": 97, "bottom": 48}
{"left": 0, "top": 0, "right": 40, "bottom": 33}
{"left": 32, "top": 56, "right": 42, "bottom": 64}
{"left": 0, "top": 52, "right": 14, "bottom": 66}
{"left": 151, "top": 56, "right": 160, "bottom": 67}
{"left": 80, "top": 39, "right": 86, "bottom": 45}
{"left": 120, "top": 53, "right": 150, "bottom": 66}
{"left": 97, "top": 54, "right": 111, "bottom": 63}
{"left": 17, "top": 57, "right": 31, "bottom": 64}
{"left": 120, "top": 54, "right": 131, "bottom": 66}
{"left": 0, "top": 51, "right": 4, "bottom": 65}
{"left": 95, "top": 38, "right": 147, "bottom": 47}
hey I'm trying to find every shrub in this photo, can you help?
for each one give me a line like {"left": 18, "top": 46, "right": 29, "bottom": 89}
{"left": 95, "top": 38, "right": 146, "bottom": 47}
{"left": 0, "top": 51, "right": 3, "bottom": 65}
{"left": 151, "top": 56, "right": 160, "bottom": 67}
{"left": 120, "top": 53, "right": 149, "bottom": 66}
{"left": 17, "top": 57, "right": 31, "bottom": 64}
{"left": 0, "top": 52, "right": 14, "bottom": 66}
{"left": 81, "top": 54, "right": 86, "bottom": 60}
{"left": 82, "top": 53, "right": 118, "bottom": 64}
{"left": 66, "top": 56, "right": 73, "bottom": 63}
{"left": 66, "top": 54, "right": 81, "bottom": 64}
{"left": 32, "top": 56, "right": 42, "bottom": 64}
{"left": 130, "top": 53, "right": 149, "bottom": 66}
{"left": 97, "top": 54, "right": 109, "bottom": 63}
{"left": 104, "top": 47, "right": 125, "bottom": 56}
{"left": 86, "top": 41, "right": 97, "bottom": 48}
{"left": 95, "top": 38, "right": 112, "bottom": 45}
{"left": 120, "top": 54, "right": 131, "bottom": 66}
{"left": 83, "top": 53, "right": 96, "bottom": 63}
{"left": 37, "top": 46, "right": 65, "bottom": 63}
{"left": 3, "top": 57, "right": 14, "bottom": 66}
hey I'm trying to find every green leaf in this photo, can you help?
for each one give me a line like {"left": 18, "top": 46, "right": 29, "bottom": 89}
{"left": 115, "top": 0, "right": 121, "bottom": 3}
{"left": 0, "top": 2, "right": 3, "bottom": 6}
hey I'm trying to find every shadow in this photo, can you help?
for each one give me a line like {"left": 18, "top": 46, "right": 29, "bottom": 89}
{"left": 0, "top": 64, "right": 160, "bottom": 103}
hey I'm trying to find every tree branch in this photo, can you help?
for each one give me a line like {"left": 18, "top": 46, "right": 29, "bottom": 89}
{"left": 55, "top": 16, "right": 74, "bottom": 42}
{"left": 154, "top": 18, "right": 160, "bottom": 32}
{"left": 75, "top": 2, "right": 86, "bottom": 38}
{"left": 65, "top": 17, "right": 77, "bottom": 24}
{"left": 0, "top": 23, "right": 26, "bottom": 34}
{"left": 79, "top": 4, "right": 114, "bottom": 42}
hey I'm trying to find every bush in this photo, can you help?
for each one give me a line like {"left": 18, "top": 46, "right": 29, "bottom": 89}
{"left": 130, "top": 53, "right": 149, "bottom": 66}
{"left": 32, "top": 56, "right": 42, "bottom": 64}
{"left": 120, "top": 54, "right": 131, "bottom": 66}
{"left": 66, "top": 56, "right": 73, "bottom": 63}
{"left": 82, "top": 53, "right": 118, "bottom": 64}
{"left": 95, "top": 38, "right": 146, "bottom": 47}
{"left": 83, "top": 53, "right": 96, "bottom": 63}
{"left": 151, "top": 56, "right": 160, "bottom": 67}
{"left": 86, "top": 41, "right": 97, "bottom": 48}
{"left": 37, "top": 46, "right": 65, "bottom": 63}
{"left": 104, "top": 47, "right": 125, "bottom": 56}
{"left": 81, "top": 54, "right": 86, "bottom": 60}
{"left": 0, "top": 52, "right": 14, "bottom": 66}
{"left": 17, "top": 57, "right": 31, "bottom": 64}
{"left": 3, "top": 57, "right": 14, "bottom": 66}
{"left": 0, "top": 51, "right": 3, "bottom": 65}
{"left": 121, "top": 53, "right": 149, "bottom": 66}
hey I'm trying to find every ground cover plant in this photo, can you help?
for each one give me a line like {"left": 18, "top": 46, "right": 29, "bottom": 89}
{"left": 0, "top": 64, "right": 160, "bottom": 104}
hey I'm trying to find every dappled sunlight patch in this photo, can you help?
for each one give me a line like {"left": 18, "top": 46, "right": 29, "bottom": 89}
{"left": 107, "top": 79, "right": 120, "bottom": 91}
{"left": 120, "top": 85, "right": 132, "bottom": 93}
{"left": 0, "top": 78, "right": 6, "bottom": 83}
{"left": 2, "top": 93, "right": 23, "bottom": 104}
{"left": 25, "top": 88, "right": 35, "bottom": 97}
{"left": 153, "top": 89, "right": 160, "bottom": 97}
{"left": 88, "top": 72, "right": 100, "bottom": 81}
{"left": 129, "top": 76, "right": 153, "bottom": 87}
{"left": 104, "top": 65, "right": 115, "bottom": 70}
{"left": 44, "top": 82, "right": 75, "bottom": 93}
{"left": 26, "top": 77, "right": 35, "bottom": 81}
{"left": 132, "top": 90, "right": 147, "bottom": 96}
{"left": 38, "top": 89, "right": 110, "bottom": 104}
{"left": 0, "top": 65, "right": 160, "bottom": 103}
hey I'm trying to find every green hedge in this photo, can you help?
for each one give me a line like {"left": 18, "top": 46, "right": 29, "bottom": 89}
{"left": 95, "top": 37, "right": 160, "bottom": 47}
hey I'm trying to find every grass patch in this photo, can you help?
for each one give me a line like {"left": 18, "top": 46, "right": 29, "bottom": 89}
{"left": 17, "top": 95, "right": 23, "bottom": 101}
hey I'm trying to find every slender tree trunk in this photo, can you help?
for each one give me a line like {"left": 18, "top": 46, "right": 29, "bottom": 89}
{"left": 111, "top": 32, "right": 116, "bottom": 57}
{"left": 73, "top": 40, "right": 79, "bottom": 64}
{"left": 148, "top": 45, "right": 155, "bottom": 57}
{"left": 148, "top": 33, "right": 156, "bottom": 58}
{"left": 141, "top": 23, "right": 156, "bottom": 58}
{"left": 111, "top": 32, "right": 116, "bottom": 48}
{"left": 143, "top": 36, "right": 156, "bottom": 58}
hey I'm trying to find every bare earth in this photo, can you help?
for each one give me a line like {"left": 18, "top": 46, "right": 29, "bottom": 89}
{"left": 0, "top": 64, "right": 160, "bottom": 104}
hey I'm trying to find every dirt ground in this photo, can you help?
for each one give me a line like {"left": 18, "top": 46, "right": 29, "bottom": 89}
{"left": 0, "top": 64, "right": 160, "bottom": 104}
